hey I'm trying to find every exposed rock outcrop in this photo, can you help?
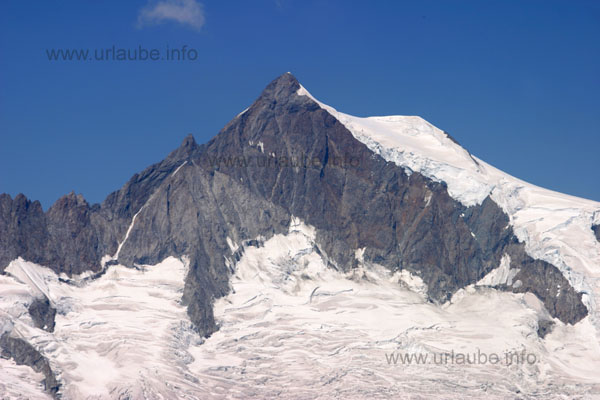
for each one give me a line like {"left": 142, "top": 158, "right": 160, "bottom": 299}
{"left": 28, "top": 296, "right": 56, "bottom": 332}
{"left": 0, "top": 192, "right": 112, "bottom": 276}
{"left": 537, "top": 319, "right": 555, "bottom": 338}
{"left": 0, "top": 194, "right": 48, "bottom": 273}
{"left": 0, "top": 333, "right": 60, "bottom": 398}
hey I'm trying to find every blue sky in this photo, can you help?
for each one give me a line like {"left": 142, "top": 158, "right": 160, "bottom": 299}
{"left": 1, "top": 0, "right": 599, "bottom": 208}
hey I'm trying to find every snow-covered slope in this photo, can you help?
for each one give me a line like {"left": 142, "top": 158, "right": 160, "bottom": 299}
{"left": 298, "top": 84, "right": 600, "bottom": 335}
{"left": 185, "top": 218, "right": 600, "bottom": 398}
{"left": 2, "top": 219, "right": 599, "bottom": 398}
{"left": 0, "top": 257, "right": 204, "bottom": 399}
{"left": 0, "top": 357, "right": 52, "bottom": 399}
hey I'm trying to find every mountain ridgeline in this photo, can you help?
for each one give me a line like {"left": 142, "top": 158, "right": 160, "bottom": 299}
{"left": 0, "top": 73, "right": 588, "bottom": 338}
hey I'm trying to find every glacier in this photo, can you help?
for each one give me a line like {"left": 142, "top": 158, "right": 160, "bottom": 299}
{"left": 1, "top": 217, "right": 599, "bottom": 398}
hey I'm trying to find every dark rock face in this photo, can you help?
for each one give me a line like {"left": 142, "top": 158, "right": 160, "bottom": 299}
{"left": 0, "top": 333, "right": 61, "bottom": 398}
{"left": 0, "top": 192, "right": 113, "bottom": 276}
{"left": 537, "top": 319, "right": 555, "bottom": 338}
{"left": 45, "top": 193, "right": 109, "bottom": 276}
{"left": 593, "top": 224, "right": 600, "bottom": 242}
{"left": 0, "top": 73, "right": 589, "bottom": 339}
{"left": 194, "top": 75, "right": 511, "bottom": 306}
{"left": 0, "top": 134, "right": 202, "bottom": 277}
{"left": 504, "top": 243, "right": 589, "bottom": 324}
{"left": 0, "top": 193, "right": 48, "bottom": 272}
{"left": 28, "top": 296, "right": 56, "bottom": 332}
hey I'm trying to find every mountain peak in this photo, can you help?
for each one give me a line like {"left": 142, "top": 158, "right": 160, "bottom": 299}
{"left": 167, "top": 133, "right": 198, "bottom": 162}
{"left": 181, "top": 133, "right": 197, "bottom": 148}
{"left": 258, "top": 72, "right": 302, "bottom": 104}
{"left": 274, "top": 71, "right": 300, "bottom": 86}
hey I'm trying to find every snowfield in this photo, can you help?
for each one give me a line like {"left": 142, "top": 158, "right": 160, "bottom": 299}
{"left": 189, "top": 218, "right": 600, "bottom": 399}
{"left": 1, "top": 218, "right": 599, "bottom": 398}
{"left": 1, "top": 257, "right": 203, "bottom": 399}
{"left": 0, "top": 356, "right": 52, "bottom": 399}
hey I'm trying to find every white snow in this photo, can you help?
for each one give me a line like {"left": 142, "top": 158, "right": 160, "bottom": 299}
{"left": 113, "top": 207, "right": 143, "bottom": 259}
{"left": 1, "top": 222, "right": 599, "bottom": 398}
{"left": 236, "top": 107, "right": 249, "bottom": 118}
{"left": 0, "top": 357, "right": 52, "bottom": 399}
{"left": 6, "top": 258, "right": 55, "bottom": 302}
{"left": 477, "top": 254, "right": 519, "bottom": 287}
{"left": 0, "top": 257, "right": 206, "bottom": 399}
{"left": 185, "top": 218, "right": 600, "bottom": 398}
{"left": 226, "top": 236, "right": 239, "bottom": 253}
{"left": 171, "top": 160, "right": 188, "bottom": 177}
{"left": 249, "top": 140, "right": 265, "bottom": 153}
{"left": 394, "top": 269, "right": 428, "bottom": 298}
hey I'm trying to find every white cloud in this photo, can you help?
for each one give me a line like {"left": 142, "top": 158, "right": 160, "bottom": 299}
{"left": 137, "top": 0, "right": 205, "bottom": 31}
